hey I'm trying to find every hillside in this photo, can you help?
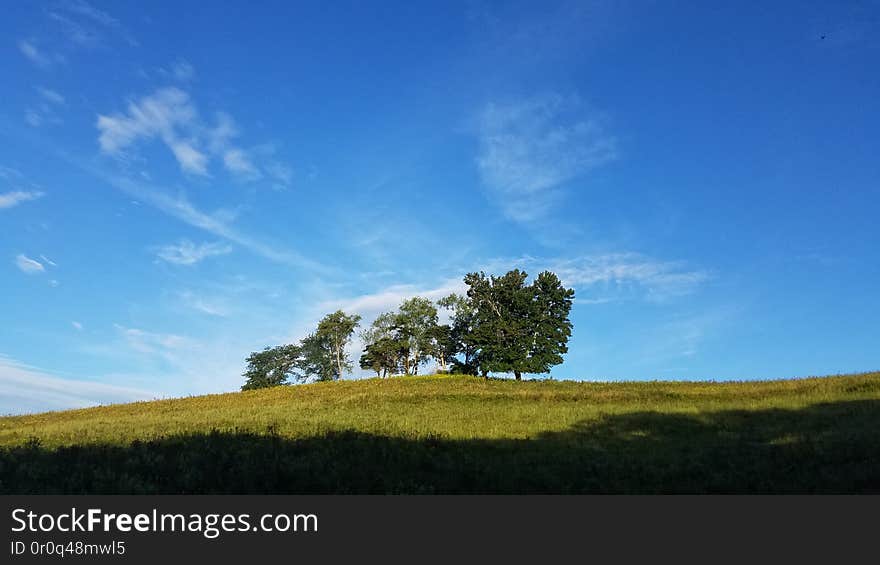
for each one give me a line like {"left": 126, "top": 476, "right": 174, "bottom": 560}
{"left": 2, "top": 372, "right": 879, "bottom": 493}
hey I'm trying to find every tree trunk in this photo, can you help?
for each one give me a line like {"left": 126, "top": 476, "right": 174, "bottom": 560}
{"left": 514, "top": 371, "right": 522, "bottom": 381}
{"left": 332, "top": 333, "right": 342, "bottom": 380}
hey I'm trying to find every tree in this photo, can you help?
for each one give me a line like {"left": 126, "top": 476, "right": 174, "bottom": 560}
{"left": 437, "top": 293, "right": 479, "bottom": 374}
{"left": 465, "top": 269, "right": 533, "bottom": 379}
{"left": 359, "top": 336, "right": 405, "bottom": 378}
{"left": 296, "top": 332, "right": 337, "bottom": 382}
{"left": 359, "top": 312, "right": 403, "bottom": 378}
{"left": 464, "top": 269, "right": 574, "bottom": 380}
{"left": 525, "top": 270, "right": 575, "bottom": 374}
{"left": 316, "top": 310, "right": 361, "bottom": 380}
{"left": 395, "top": 297, "right": 438, "bottom": 375}
{"left": 241, "top": 344, "right": 302, "bottom": 390}
{"left": 428, "top": 323, "right": 455, "bottom": 373}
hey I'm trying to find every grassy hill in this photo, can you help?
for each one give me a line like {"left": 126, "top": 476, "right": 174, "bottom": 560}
{"left": 2, "top": 372, "right": 879, "bottom": 493}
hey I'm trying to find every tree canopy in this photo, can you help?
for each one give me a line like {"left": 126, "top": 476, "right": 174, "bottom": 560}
{"left": 241, "top": 344, "right": 303, "bottom": 390}
{"left": 316, "top": 310, "right": 362, "bottom": 380}
{"left": 463, "top": 269, "right": 574, "bottom": 380}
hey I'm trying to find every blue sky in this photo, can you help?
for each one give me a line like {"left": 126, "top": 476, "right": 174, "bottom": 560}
{"left": 2, "top": 1, "right": 879, "bottom": 414}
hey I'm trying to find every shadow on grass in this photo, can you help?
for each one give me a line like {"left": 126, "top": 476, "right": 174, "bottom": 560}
{"left": 2, "top": 400, "right": 879, "bottom": 493}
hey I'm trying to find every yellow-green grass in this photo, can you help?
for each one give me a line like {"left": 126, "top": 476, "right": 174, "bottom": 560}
{"left": 2, "top": 373, "right": 879, "bottom": 493}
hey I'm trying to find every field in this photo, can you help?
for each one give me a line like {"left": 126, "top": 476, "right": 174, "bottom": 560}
{"left": 2, "top": 372, "right": 879, "bottom": 493}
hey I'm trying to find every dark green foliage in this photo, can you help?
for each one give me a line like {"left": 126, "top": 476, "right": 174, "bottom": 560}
{"left": 241, "top": 344, "right": 302, "bottom": 390}
{"left": 359, "top": 312, "right": 405, "bottom": 377}
{"left": 525, "top": 271, "right": 575, "bottom": 374}
{"left": 464, "top": 270, "right": 532, "bottom": 378}
{"left": 395, "top": 297, "right": 438, "bottom": 375}
{"left": 427, "top": 323, "right": 455, "bottom": 373}
{"left": 437, "top": 293, "right": 479, "bottom": 373}
{"left": 297, "top": 333, "right": 337, "bottom": 382}
{"left": 243, "top": 310, "right": 360, "bottom": 387}
{"left": 315, "top": 310, "right": 361, "bottom": 380}
{"left": 362, "top": 298, "right": 440, "bottom": 376}
{"left": 359, "top": 337, "right": 405, "bottom": 378}
{"left": 463, "top": 269, "right": 574, "bottom": 379}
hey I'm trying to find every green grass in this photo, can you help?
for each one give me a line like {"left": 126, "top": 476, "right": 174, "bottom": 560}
{"left": 2, "top": 372, "right": 879, "bottom": 493}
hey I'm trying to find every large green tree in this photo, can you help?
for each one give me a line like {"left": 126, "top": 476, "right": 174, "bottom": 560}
{"left": 359, "top": 312, "right": 405, "bottom": 377}
{"left": 359, "top": 336, "right": 405, "bottom": 378}
{"left": 395, "top": 297, "right": 438, "bottom": 375}
{"left": 241, "top": 344, "right": 302, "bottom": 390}
{"left": 315, "top": 310, "right": 361, "bottom": 380}
{"left": 437, "top": 293, "right": 479, "bottom": 374}
{"left": 464, "top": 269, "right": 574, "bottom": 380}
{"left": 427, "top": 322, "right": 455, "bottom": 373}
{"left": 465, "top": 270, "right": 532, "bottom": 379}
{"left": 296, "top": 332, "right": 337, "bottom": 382}
{"left": 525, "top": 271, "right": 575, "bottom": 375}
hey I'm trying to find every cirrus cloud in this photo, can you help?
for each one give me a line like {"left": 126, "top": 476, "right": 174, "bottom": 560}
{"left": 476, "top": 94, "right": 617, "bottom": 222}
{"left": 154, "top": 239, "right": 233, "bottom": 266}
{"left": 96, "top": 87, "right": 293, "bottom": 185}
{"left": 15, "top": 254, "right": 46, "bottom": 274}
{"left": 0, "top": 190, "right": 44, "bottom": 209}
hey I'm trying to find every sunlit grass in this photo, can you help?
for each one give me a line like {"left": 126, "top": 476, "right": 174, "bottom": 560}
{"left": 2, "top": 372, "right": 878, "bottom": 493}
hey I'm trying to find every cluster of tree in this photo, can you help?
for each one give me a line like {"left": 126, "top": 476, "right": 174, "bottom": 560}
{"left": 242, "top": 269, "right": 574, "bottom": 390}
{"left": 241, "top": 310, "right": 361, "bottom": 390}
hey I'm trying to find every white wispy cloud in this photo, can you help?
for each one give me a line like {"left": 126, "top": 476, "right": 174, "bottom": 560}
{"left": 178, "top": 290, "right": 227, "bottom": 317}
{"left": 115, "top": 324, "right": 193, "bottom": 356}
{"left": 96, "top": 87, "right": 291, "bottom": 182}
{"left": 168, "top": 139, "right": 209, "bottom": 175}
{"left": 48, "top": 11, "right": 101, "bottom": 47}
{"left": 17, "top": 40, "right": 53, "bottom": 68}
{"left": 71, "top": 321, "right": 83, "bottom": 331}
{"left": 155, "top": 239, "right": 232, "bottom": 265}
{"left": 96, "top": 87, "right": 207, "bottom": 175}
{"left": 14, "top": 254, "right": 45, "bottom": 274}
{"left": 483, "top": 253, "right": 710, "bottom": 302}
{"left": 157, "top": 58, "right": 195, "bottom": 82}
{"left": 30, "top": 96, "right": 316, "bottom": 270}
{"left": 323, "top": 278, "right": 466, "bottom": 318}
{"left": 171, "top": 59, "right": 195, "bottom": 81}
{"left": 265, "top": 161, "right": 293, "bottom": 189}
{"left": 78, "top": 168, "right": 324, "bottom": 270}
{"left": 324, "top": 251, "right": 707, "bottom": 320}
{"left": 223, "top": 148, "right": 260, "bottom": 179}
{"left": 49, "top": 0, "right": 138, "bottom": 47}
{"left": 0, "top": 166, "right": 22, "bottom": 180}
{"left": 0, "top": 354, "right": 156, "bottom": 415}
{"left": 0, "top": 190, "right": 44, "bottom": 209}
{"left": 24, "top": 110, "right": 43, "bottom": 127}
{"left": 36, "top": 86, "right": 65, "bottom": 105}
{"left": 24, "top": 87, "right": 66, "bottom": 128}
{"left": 476, "top": 94, "right": 617, "bottom": 222}
{"left": 634, "top": 308, "right": 736, "bottom": 369}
